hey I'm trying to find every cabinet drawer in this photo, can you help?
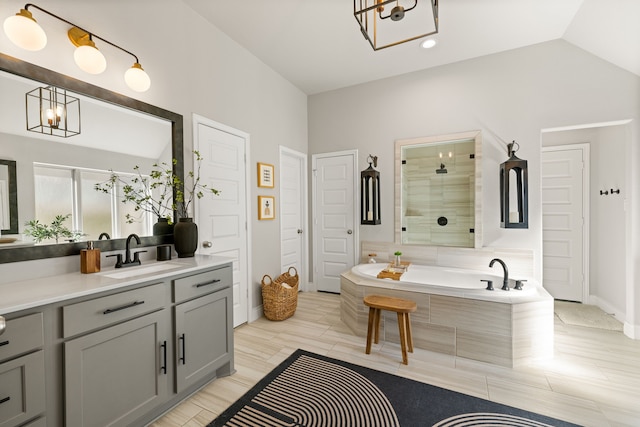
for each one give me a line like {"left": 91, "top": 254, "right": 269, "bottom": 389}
{"left": 63, "top": 283, "right": 166, "bottom": 338}
{"left": 0, "top": 313, "right": 43, "bottom": 363}
{"left": 0, "top": 350, "right": 45, "bottom": 427}
{"left": 173, "top": 266, "right": 232, "bottom": 303}
{"left": 21, "top": 417, "right": 46, "bottom": 427}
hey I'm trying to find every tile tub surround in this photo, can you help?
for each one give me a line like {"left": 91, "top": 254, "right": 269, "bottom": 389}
{"left": 341, "top": 268, "right": 554, "bottom": 368}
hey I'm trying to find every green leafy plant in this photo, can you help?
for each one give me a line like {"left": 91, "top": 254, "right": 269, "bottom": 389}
{"left": 174, "top": 150, "right": 220, "bottom": 219}
{"left": 95, "top": 161, "right": 178, "bottom": 224}
{"left": 394, "top": 251, "right": 402, "bottom": 256}
{"left": 94, "top": 151, "right": 219, "bottom": 223}
{"left": 24, "top": 214, "right": 84, "bottom": 243}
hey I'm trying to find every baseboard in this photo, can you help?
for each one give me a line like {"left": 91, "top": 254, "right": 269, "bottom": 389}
{"left": 623, "top": 322, "right": 640, "bottom": 340}
{"left": 586, "top": 296, "right": 638, "bottom": 340}
{"left": 587, "top": 295, "right": 625, "bottom": 322}
{"left": 250, "top": 305, "right": 263, "bottom": 323}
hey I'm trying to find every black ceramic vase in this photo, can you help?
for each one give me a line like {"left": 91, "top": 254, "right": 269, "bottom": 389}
{"left": 173, "top": 218, "right": 198, "bottom": 258}
{"left": 153, "top": 217, "right": 174, "bottom": 236}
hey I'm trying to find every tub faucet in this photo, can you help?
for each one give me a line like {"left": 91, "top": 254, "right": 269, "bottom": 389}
{"left": 489, "top": 258, "right": 509, "bottom": 291}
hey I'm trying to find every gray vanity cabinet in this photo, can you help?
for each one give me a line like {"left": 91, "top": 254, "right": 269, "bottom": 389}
{"left": 173, "top": 266, "right": 233, "bottom": 393}
{"left": 0, "top": 314, "right": 46, "bottom": 427}
{"left": 64, "top": 310, "right": 169, "bottom": 427}
{"left": 1, "top": 258, "right": 234, "bottom": 427}
{"left": 63, "top": 283, "right": 169, "bottom": 427}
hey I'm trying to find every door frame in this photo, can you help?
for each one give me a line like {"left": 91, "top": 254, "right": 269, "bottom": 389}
{"left": 192, "top": 113, "right": 252, "bottom": 324}
{"left": 541, "top": 143, "right": 590, "bottom": 303}
{"left": 279, "top": 146, "right": 309, "bottom": 291}
{"left": 311, "top": 150, "right": 359, "bottom": 290}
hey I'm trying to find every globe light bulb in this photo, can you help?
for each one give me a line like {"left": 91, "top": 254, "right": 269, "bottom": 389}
{"left": 3, "top": 9, "right": 47, "bottom": 51}
{"left": 124, "top": 63, "right": 151, "bottom": 92}
{"left": 74, "top": 43, "right": 107, "bottom": 74}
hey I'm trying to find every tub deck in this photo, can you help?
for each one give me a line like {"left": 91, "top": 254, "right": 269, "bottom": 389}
{"left": 340, "top": 268, "right": 554, "bottom": 368}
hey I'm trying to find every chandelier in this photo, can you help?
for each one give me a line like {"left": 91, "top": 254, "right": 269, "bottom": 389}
{"left": 354, "top": 0, "right": 439, "bottom": 51}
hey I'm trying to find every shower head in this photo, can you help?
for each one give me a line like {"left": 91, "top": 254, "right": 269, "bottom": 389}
{"left": 436, "top": 163, "right": 447, "bottom": 174}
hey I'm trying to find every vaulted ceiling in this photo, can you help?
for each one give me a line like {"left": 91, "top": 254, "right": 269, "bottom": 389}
{"left": 184, "top": 0, "right": 640, "bottom": 95}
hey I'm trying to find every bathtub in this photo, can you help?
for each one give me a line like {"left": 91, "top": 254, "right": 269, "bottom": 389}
{"left": 340, "top": 263, "right": 554, "bottom": 367}
{"left": 350, "top": 262, "right": 540, "bottom": 300}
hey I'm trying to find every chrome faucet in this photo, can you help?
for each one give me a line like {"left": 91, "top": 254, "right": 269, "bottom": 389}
{"left": 489, "top": 258, "right": 509, "bottom": 291}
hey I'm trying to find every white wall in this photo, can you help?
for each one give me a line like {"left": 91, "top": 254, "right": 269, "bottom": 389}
{"left": 0, "top": 0, "right": 308, "bottom": 313}
{"left": 308, "top": 39, "right": 640, "bottom": 335}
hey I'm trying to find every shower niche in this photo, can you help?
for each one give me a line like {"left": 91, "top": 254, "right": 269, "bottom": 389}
{"left": 395, "top": 130, "right": 482, "bottom": 248}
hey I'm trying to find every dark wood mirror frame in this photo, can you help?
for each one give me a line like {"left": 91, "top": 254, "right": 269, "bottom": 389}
{"left": 0, "top": 52, "right": 184, "bottom": 264}
{"left": 0, "top": 159, "right": 18, "bottom": 235}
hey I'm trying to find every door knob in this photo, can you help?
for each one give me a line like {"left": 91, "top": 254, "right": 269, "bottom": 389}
{"left": 347, "top": 229, "right": 353, "bottom": 234}
{"left": 297, "top": 229, "right": 303, "bottom": 234}
{"left": 202, "top": 241, "right": 213, "bottom": 248}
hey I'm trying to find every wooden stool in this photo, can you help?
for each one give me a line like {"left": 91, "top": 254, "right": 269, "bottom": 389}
{"left": 364, "top": 295, "right": 417, "bottom": 365}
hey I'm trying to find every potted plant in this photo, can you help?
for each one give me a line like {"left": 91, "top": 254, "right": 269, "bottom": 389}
{"left": 94, "top": 161, "right": 177, "bottom": 235}
{"left": 24, "top": 214, "right": 85, "bottom": 243}
{"left": 172, "top": 150, "right": 220, "bottom": 258}
{"left": 174, "top": 151, "right": 219, "bottom": 220}
{"left": 394, "top": 251, "right": 402, "bottom": 267}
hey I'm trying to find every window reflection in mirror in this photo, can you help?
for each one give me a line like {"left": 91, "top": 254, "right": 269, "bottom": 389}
{"left": 33, "top": 164, "right": 157, "bottom": 243}
{"left": 395, "top": 130, "right": 482, "bottom": 248}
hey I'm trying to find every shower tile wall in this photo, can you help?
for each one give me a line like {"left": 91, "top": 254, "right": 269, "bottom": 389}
{"left": 403, "top": 140, "right": 475, "bottom": 247}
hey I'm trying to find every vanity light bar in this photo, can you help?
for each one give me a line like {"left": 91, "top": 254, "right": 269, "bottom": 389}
{"left": 3, "top": 3, "right": 151, "bottom": 92}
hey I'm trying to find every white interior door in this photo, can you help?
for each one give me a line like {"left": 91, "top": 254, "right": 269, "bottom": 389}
{"left": 312, "top": 151, "right": 357, "bottom": 293}
{"left": 194, "top": 116, "right": 249, "bottom": 327}
{"left": 541, "top": 146, "right": 587, "bottom": 302}
{"left": 279, "top": 147, "right": 308, "bottom": 290}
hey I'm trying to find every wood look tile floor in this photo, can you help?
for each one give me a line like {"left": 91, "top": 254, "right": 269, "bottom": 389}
{"left": 150, "top": 292, "right": 640, "bottom": 427}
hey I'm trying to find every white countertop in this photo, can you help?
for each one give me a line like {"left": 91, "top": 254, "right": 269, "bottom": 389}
{"left": 0, "top": 255, "right": 233, "bottom": 315}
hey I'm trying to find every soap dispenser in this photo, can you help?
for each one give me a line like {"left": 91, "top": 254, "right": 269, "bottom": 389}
{"left": 81, "top": 241, "right": 101, "bottom": 274}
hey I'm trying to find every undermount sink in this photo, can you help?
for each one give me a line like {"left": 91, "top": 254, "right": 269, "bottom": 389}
{"left": 100, "top": 262, "right": 181, "bottom": 279}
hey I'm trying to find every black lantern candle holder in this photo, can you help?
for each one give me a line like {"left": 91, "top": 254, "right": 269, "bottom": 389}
{"left": 500, "top": 141, "right": 528, "bottom": 228}
{"left": 361, "top": 154, "right": 381, "bottom": 225}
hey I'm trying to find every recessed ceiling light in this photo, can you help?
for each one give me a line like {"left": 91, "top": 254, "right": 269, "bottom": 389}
{"left": 421, "top": 39, "right": 437, "bottom": 49}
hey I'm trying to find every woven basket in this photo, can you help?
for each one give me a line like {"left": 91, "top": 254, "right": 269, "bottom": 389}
{"left": 262, "top": 266, "right": 299, "bottom": 321}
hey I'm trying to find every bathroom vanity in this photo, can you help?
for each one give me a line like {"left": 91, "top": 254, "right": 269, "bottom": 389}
{"left": 0, "top": 255, "right": 233, "bottom": 427}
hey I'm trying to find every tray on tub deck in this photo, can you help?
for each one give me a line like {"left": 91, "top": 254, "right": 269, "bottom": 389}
{"left": 376, "top": 262, "right": 411, "bottom": 280}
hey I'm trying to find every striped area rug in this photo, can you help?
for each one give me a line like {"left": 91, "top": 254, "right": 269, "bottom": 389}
{"left": 209, "top": 349, "right": 581, "bottom": 427}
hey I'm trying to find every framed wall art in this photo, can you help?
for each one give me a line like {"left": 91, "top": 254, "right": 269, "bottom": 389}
{"left": 258, "top": 195, "right": 275, "bottom": 220}
{"left": 257, "top": 162, "right": 275, "bottom": 188}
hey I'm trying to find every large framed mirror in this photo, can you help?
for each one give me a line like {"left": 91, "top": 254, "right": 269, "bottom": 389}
{"left": 0, "top": 53, "right": 184, "bottom": 264}
{"left": 395, "top": 130, "right": 482, "bottom": 248}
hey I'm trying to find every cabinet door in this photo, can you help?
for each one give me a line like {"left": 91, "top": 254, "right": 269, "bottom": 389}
{"left": 64, "top": 311, "right": 169, "bottom": 427}
{"left": 175, "top": 287, "right": 233, "bottom": 393}
{"left": 0, "top": 351, "right": 45, "bottom": 427}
